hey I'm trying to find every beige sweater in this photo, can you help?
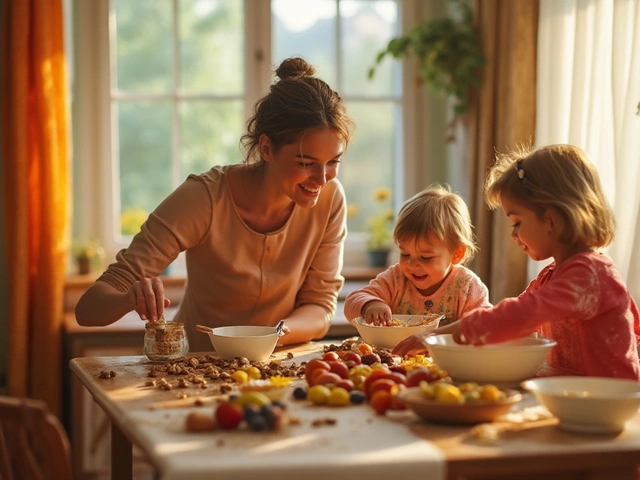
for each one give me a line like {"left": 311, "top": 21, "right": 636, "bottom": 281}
{"left": 98, "top": 165, "right": 346, "bottom": 351}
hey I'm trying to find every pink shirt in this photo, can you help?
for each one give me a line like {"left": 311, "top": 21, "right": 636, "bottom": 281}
{"left": 97, "top": 165, "right": 346, "bottom": 352}
{"left": 461, "top": 251, "right": 640, "bottom": 380}
{"left": 344, "top": 264, "right": 491, "bottom": 324}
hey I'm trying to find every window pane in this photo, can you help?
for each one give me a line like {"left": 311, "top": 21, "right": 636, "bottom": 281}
{"left": 341, "top": 1, "right": 399, "bottom": 96}
{"left": 113, "top": 0, "right": 173, "bottom": 93}
{"left": 179, "top": 0, "right": 244, "bottom": 94}
{"left": 272, "top": 0, "right": 337, "bottom": 86}
{"left": 117, "top": 101, "right": 173, "bottom": 235}
{"left": 341, "top": 101, "right": 397, "bottom": 233}
{"left": 180, "top": 100, "right": 244, "bottom": 176}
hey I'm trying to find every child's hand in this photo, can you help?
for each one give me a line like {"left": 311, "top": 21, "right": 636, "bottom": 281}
{"left": 392, "top": 332, "right": 430, "bottom": 357}
{"left": 392, "top": 320, "right": 467, "bottom": 357}
{"left": 432, "top": 320, "right": 466, "bottom": 344}
{"left": 362, "top": 301, "right": 392, "bottom": 326}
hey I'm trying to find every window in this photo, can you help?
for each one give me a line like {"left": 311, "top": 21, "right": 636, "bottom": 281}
{"left": 70, "top": 0, "right": 426, "bottom": 270}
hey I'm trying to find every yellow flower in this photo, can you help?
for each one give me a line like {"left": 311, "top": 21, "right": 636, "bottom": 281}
{"left": 120, "top": 206, "right": 147, "bottom": 236}
{"left": 347, "top": 204, "right": 360, "bottom": 217}
{"left": 374, "top": 187, "right": 392, "bottom": 202}
{"left": 366, "top": 188, "right": 394, "bottom": 251}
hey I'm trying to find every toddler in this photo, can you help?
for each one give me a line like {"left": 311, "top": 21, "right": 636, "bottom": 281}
{"left": 345, "top": 184, "right": 491, "bottom": 327}
{"left": 394, "top": 145, "right": 640, "bottom": 380}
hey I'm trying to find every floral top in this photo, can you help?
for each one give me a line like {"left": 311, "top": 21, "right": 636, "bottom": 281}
{"left": 461, "top": 251, "right": 640, "bottom": 380}
{"left": 344, "top": 264, "right": 491, "bottom": 325}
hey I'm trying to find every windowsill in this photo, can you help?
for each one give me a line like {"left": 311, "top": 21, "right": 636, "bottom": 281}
{"left": 64, "top": 265, "right": 384, "bottom": 292}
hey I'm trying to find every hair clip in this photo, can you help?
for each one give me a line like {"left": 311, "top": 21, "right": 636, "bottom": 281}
{"left": 515, "top": 160, "right": 525, "bottom": 180}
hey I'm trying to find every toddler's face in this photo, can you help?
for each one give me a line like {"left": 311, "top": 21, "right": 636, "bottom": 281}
{"left": 397, "top": 234, "right": 462, "bottom": 297}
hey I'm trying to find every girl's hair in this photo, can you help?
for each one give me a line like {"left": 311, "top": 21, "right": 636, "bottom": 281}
{"left": 393, "top": 184, "right": 478, "bottom": 264}
{"left": 241, "top": 57, "right": 356, "bottom": 164}
{"left": 485, "top": 144, "right": 615, "bottom": 248}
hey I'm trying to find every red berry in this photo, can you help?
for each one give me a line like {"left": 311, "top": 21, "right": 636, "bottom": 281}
{"left": 215, "top": 401, "right": 244, "bottom": 429}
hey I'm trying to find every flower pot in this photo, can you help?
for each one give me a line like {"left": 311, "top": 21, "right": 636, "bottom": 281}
{"left": 366, "top": 249, "right": 389, "bottom": 268}
{"left": 77, "top": 256, "right": 91, "bottom": 275}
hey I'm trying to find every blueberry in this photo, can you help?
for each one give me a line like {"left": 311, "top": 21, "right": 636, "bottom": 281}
{"left": 292, "top": 387, "right": 307, "bottom": 400}
{"left": 350, "top": 390, "right": 366, "bottom": 405}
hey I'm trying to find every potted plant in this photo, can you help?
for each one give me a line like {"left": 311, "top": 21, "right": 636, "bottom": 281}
{"left": 72, "top": 240, "right": 106, "bottom": 275}
{"left": 358, "top": 187, "right": 395, "bottom": 267}
{"left": 368, "top": 0, "right": 485, "bottom": 139}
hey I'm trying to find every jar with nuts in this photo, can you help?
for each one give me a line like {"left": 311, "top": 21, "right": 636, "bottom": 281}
{"left": 144, "top": 322, "right": 189, "bottom": 362}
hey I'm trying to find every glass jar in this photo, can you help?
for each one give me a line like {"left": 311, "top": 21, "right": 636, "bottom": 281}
{"left": 144, "top": 322, "right": 189, "bottom": 362}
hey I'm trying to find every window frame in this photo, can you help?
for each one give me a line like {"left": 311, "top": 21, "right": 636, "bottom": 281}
{"left": 70, "top": 0, "right": 427, "bottom": 270}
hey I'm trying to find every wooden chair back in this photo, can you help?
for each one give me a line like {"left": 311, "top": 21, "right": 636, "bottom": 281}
{"left": 0, "top": 395, "right": 72, "bottom": 480}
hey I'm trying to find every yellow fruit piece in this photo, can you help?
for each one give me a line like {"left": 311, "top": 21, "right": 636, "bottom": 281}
{"left": 459, "top": 382, "right": 479, "bottom": 393}
{"left": 268, "top": 376, "right": 293, "bottom": 387}
{"left": 233, "top": 391, "right": 272, "bottom": 407}
{"left": 327, "top": 387, "right": 351, "bottom": 406}
{"left": 479, "top": 384, "right": 504, "bottom": 401}
{"left": 231, "top": 370, "right": 249, "bottom": 384}
{"left": 307, "top": 385, "right": 332, "bottom": 405}
{"left": 349, "top": 365, "right": 372, "bottom": 379}
{"left": 419, "top": 380, "right": 435, "bottom": 399}
{"left": 244, "top": 366, "right": 262, "bottom": 380}
{"left": 434, "top": 383, "right": 462, "bottom": 404}
{"left": 463, "top": 391, "right": 481, "bottom": 403}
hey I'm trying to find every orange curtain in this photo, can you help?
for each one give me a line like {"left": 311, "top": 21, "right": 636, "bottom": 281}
{"left": 466, "top": 0, "right": 539, "bottom": 303}
{"left": 2, "top": 0, "right": 70, "bottom": 417}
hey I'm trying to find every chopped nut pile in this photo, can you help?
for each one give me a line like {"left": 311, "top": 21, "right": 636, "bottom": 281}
{"left": 144, "top": 354, "right": 305, "bottom": 396}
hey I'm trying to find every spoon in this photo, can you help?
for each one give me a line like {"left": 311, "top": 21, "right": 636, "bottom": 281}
{"left": 195, "top": 324, "right": 214, "bottom": 334}
{"left": 275, "top": 320, "right": 285, "bottom": 335}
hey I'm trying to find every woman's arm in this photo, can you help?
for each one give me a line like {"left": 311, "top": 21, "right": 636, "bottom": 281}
{"left": 274, "top": 304, "right": 332, "bottom": 346}
{"left": 75, "top": 277, "right": 171, "bottom": 326}
{"left": 75, "top": 280, "right": 133, "bottom": 327}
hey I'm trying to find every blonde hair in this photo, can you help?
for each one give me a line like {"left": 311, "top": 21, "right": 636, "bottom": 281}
{"left": 393, "top": 184, "right": 478, "bottom": 264}
{"left": 485, "top": 144, "right": 615, "bottom": 248}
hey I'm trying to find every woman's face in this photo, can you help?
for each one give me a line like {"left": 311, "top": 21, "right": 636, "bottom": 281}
{"left": 397, "top": 233, "right": 463, "bottom": 296}
{"left": 261, "top": 128, "right": 345, "bottom": 208}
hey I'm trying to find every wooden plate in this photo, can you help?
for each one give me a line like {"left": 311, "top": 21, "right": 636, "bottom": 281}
{"left": 398, "top": 386, "right": 522, "bottom": 425}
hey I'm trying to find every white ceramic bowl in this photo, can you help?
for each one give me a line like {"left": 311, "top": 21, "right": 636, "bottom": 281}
{"left": 522, "top": 376, "right": 640, "bottom": 434}
{"left": 425, "top": 334, "right": 556, "bottom": 385}
{"left": 354, "top": 314, "right": 443, "bottom": 349}
{"left": 207, "top": 326, "right": 279, "bottom": 362}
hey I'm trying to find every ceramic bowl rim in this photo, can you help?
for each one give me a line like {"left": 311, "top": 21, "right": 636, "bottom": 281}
{"left": 210, "top": 326, "right": 279, "bottom": 340}
{"left": 426, "top": 334, "right": 557, "bottom": 351}
{"left": 521, "top": 376, "right": 640, "bottom": 401}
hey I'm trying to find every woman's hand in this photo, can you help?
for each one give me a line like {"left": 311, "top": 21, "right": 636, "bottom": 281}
{"left": 126, "top": 277, "right": 171, "bottom": 322}
{"left": 362, "top": 301, "right": 392, "bottom": 326}
{"left": 276, "top": 324, "right": 291, "bottom": 347}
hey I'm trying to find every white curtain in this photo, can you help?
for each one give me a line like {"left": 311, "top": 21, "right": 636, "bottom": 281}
{"left": 536, "top": 0, "right": 640, "bottom": 303}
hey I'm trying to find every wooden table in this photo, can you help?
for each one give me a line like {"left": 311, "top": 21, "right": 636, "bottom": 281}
{"left": 70, "top": 343, "right": 640, "bottom": 480}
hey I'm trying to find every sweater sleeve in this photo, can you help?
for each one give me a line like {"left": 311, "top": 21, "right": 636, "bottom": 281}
{"left": 343, "top": 265, "right": 402, "bottom": 321}
{"left": 97, "top": 176, "right": 212, "bottom": 292}
{"left": 461, "top": 259, "right": 601, "bottom": 345}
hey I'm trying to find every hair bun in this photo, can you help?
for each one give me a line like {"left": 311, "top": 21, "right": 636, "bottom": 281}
{"left": 275, "top": 57, "right": 316, "bottom": 80}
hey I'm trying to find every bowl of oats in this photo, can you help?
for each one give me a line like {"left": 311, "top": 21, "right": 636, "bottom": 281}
{"left": 354, "top": 314, "right": 444, "bottom": 349}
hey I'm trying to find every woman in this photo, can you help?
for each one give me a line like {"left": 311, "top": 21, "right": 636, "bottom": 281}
{"left": 76, "top": 57, "right": 356, "bottom": 351}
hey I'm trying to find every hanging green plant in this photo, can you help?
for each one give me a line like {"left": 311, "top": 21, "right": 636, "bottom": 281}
{"left": 368, "top": 0, "right": 485, "bottom": 124}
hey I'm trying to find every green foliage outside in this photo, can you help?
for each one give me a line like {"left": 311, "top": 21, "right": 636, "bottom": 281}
{"left": 368, "top": 0, "right": 485, "bottom": 117}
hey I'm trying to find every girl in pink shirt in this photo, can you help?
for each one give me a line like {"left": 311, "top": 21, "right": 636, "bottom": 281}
{"left": 344, "top": 185, "right": 491, "bottom": 327}
{"left": 394, "top": 145, "right": 640, "bottom": 380}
